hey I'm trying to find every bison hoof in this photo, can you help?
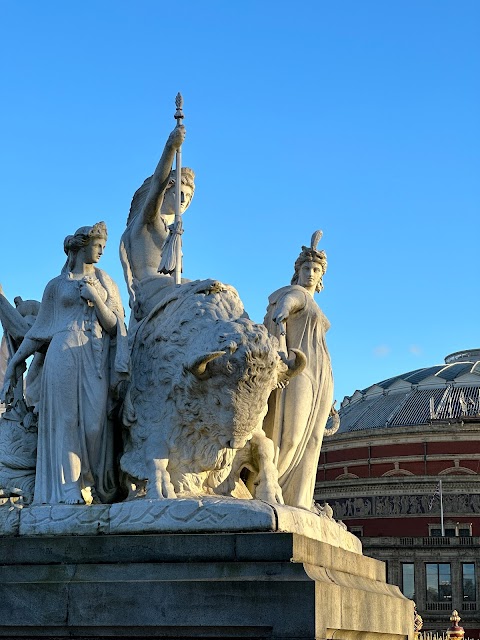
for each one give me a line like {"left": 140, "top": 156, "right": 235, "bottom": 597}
{"left": 146, "top": 479, "right": 177, "bottom": 500}
{"left": 255, "top": 483, "right": 284, "bottom": 505}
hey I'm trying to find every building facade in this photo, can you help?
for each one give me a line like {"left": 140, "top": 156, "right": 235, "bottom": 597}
{"left": 315, "top": 350, "right": 480, "bottom": 636}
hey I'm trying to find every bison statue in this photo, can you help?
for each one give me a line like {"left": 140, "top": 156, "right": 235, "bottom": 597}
{"left": 120, "top": 279, "right": 305, "bottom": 503}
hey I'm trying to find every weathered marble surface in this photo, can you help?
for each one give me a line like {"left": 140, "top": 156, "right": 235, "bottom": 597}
{"left": 19, "top": 504, "right": 110, "bottom": 536}
{"left": 120, "top": 278, "right": 303, "bottom": 503}
{"left": 0, "top": 111, "right": 341, "bottom": 546}
{"left": 0, "top": 411, "right": 37, "bottom": 503}
{"left": 0, "top": 497, "right": 362, "bottom": 553}
{"left": 275, "top": 503, "right": 360, "bottom": 554}
{"left": 109, "top": 497, "right": 277, "bottom": 533}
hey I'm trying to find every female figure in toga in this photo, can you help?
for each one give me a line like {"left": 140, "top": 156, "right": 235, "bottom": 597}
{"left": 2, "top": 222, "right": 128, "bottom": 504}
{"left": 263, "top": 231, "right": 334, "bottom": 511}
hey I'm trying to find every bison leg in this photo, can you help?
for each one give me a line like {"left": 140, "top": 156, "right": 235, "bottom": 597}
{"left": 146, "top": 457, "right": 176, "bottom": 500}
{"left": 248, "top": 431, "right": 284, "bottom": 505}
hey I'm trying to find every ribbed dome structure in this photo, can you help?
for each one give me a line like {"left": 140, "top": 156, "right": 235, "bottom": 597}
{"left": 316, "top": 349, "right": 480, "bottom": 636}
{"left": 337, "top": 349, "right": 480, "bottom": 433}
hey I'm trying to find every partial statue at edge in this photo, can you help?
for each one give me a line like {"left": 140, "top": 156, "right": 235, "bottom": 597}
{"left": 263, "top": 231, "right": 335, "bottom": 511}
{"left": 0, "top": 286, "right": 42, "bottom": 502}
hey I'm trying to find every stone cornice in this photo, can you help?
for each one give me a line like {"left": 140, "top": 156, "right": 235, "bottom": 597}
{"left": 320, "top": 453, "right": 480, "bottom": 471}
{"left": 322, "top": 423, "right": 480, "bottom": 450}
{"left": 316, "top": 475, "right": 480, "bottom": 497}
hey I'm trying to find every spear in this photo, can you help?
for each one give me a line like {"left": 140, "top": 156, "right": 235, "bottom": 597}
{"left": 158, "top": 93, "right": 185, "bottom": 282}
{"left": 173, "top": 92, "right": 184, "bottom": 285}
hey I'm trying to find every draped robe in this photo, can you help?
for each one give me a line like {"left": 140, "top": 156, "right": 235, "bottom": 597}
{"left": 263, "top": 285, "right": 333, "bottom": 510}
{"left": 25, "top": 268, "right": 128, "bottom": 504}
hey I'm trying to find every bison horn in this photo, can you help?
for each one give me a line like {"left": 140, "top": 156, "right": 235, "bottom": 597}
{"left": 284, "top": 348, "right": 307, "bottom": 378}
{"left": 186, "top": 351, "right": 226, "bottom": 379}
{"left": 278, "top": 348, "right": 307, "bottom": 386}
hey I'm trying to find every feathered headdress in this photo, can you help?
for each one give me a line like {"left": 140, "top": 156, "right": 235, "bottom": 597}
{"left": 291, "top": 230, "right": 328, "bottom": 291}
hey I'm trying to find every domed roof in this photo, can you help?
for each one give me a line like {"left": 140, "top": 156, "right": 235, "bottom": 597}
{"left": 335, "top": 349, "right": 480, "bottom": 434}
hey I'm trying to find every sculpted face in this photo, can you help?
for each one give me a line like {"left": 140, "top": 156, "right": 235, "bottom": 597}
{"left": 297, "top": 260, "right": 323, "bottom": 293}
{"left": 161, "top": 180, "right": 194, "bottom": 217}
{"left": 83, "top": 237, "right": 106, "bottom": 264}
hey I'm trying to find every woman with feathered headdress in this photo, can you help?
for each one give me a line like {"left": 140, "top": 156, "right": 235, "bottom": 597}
{"left": 263, "top": 231, "right": 334, "bottom": 511}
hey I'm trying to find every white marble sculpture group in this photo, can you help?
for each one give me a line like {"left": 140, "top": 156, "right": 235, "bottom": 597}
{"left": 0, "top": 102, "right": 339, "bottom": 522}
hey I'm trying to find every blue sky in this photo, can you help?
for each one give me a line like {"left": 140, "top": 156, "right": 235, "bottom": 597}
{"left": 1, "top": 1, "right": 479, "bottom": 404}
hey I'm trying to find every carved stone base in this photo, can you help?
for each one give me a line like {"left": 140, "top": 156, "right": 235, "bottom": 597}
{"left": 0, "top": 497, "right": 362, "bottom": 553}
{"left": 0, "top": 530, "right": 413, "bottom": 639}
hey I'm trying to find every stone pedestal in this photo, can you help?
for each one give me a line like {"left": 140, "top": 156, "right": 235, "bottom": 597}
{"left": 0, "top": 503, "right": 413, "bottom": 639}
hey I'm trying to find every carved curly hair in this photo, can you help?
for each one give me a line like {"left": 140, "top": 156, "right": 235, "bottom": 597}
{"left": 62, "top": 221, "right": 107, "bottom": 272}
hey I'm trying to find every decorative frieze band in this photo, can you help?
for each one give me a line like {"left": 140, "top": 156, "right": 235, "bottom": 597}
{"left": 326, "top": 493, "right": 480, "bottom": 519}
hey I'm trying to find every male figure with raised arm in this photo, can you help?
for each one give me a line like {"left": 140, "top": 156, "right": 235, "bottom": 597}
{"left": 119, "top": 125, "right": 195, "bottom": 323}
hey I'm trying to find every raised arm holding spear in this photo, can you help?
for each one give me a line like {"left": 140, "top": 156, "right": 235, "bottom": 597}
{"left": 159, "top": 93, "right": 185, "bottom": 284}
{"left": 119, "top": 92, "right": 195, "bottom": 322}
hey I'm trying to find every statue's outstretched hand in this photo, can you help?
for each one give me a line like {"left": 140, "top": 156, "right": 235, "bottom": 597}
{"left": 273, "top": 313, "right": 287, "bottom": 336}
{"left": 167, "top": 124, "right": 186, "bottom": 150}
{"left": 0, "top": 358, "right": 26, "bottom": 402}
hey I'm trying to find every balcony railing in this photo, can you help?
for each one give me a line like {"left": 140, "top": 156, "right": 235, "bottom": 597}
{"left": 425, "top": 602, "right": 453, "bottom": 612}
{"left": 361, "top": 536, "right": 479, "bottom": 548}
{"left": 423, "top": 537, "right": 451, "bottom": 546}
{"left": 418, "top": 633, "right": 476, "bottom": 640}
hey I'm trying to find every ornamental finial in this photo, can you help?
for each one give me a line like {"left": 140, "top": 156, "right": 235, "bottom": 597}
{"left": 447, "top": 609, "right": 465, "bottom": 639}
{"left": 174, "top": 93, "right": 184, "bottom": 122}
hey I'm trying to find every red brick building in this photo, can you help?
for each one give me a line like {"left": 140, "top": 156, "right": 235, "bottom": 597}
{"left": 315, "top": 349, "right": 480, "bottom": 636}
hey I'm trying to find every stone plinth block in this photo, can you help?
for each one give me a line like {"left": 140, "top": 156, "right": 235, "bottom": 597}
{"left": 5, "top": 498, "right": 362, "bottom": 554}
{"left": 0, "top": 531, "right": 413, "bottom": 639}
{"left": 19, "top": 504, "right": 110, "bottom": 536}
